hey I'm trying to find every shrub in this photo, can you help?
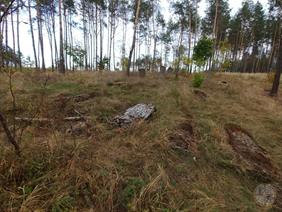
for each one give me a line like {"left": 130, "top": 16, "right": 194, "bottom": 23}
{"left": 192, "top": 73, "right": 205, "bottom": 88}
{"left": 221, "top": 60, "right": 232, "bottom": 72}
{"left": 193, "top": 37, "right": 213, "bottom": 68}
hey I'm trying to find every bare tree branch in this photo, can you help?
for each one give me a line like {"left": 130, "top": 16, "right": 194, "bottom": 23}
{"left": 0, "top": 0, "right": 16, "bottom": 24}
{"left": 0, "top": 112, "right": 20, "bottom": 156}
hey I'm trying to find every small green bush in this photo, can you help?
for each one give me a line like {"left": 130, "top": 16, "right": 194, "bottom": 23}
{"left": 192, "top": 73, "right": 205, "bottom": 88}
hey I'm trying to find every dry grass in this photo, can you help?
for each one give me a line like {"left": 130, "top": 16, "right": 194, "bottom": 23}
{"left": 0, "top": 70, "right": 281, "bottom": 211}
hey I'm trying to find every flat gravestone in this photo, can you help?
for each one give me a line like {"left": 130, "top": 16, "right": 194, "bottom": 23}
{"left": 113, "top": 103, "right": 155, "bottom": 126}
{"left": 160, "top": 66, "right": 166, "bottom": 74}
{"left": 167, "top": 67, "right": 174, "bottom": 73}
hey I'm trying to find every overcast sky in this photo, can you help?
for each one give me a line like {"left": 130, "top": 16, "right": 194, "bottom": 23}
{"left": 6, "top": 0, "right": 269, "bottom": 67}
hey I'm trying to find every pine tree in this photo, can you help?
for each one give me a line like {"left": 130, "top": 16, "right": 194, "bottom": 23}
{"left": 202, "top": 0, "right": 230, "bottom": 70}
{"left": 269, "top": 0, "right": 282, "bottom": 96}
{"left": 251, "top": 1, "right": 266, "bottom": 72}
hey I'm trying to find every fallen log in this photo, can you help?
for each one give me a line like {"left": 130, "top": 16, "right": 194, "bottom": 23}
{"left": 63, "top": 117, "right": 86, "bottom": 121}
{"left": 15, "top": 117, "right": 50, "bottom": 122}
{"left": 15, "top": 116, "right": 89, "bottom": 122}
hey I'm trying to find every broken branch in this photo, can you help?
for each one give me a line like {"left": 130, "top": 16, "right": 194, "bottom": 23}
{"left": 0, "top": 112, "right": 20, "bottom": 156}
{"left": 15, "top": 116, "right": 91, "bottom": 122}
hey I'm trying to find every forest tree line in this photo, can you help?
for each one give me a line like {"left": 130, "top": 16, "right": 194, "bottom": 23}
{"left": 0, "top": 0, "right": 281, "bottom": 76}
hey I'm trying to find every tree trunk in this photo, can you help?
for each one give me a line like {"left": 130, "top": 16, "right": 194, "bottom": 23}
{"left": 213, "top": 0, "right": 219, "bottom": 40}
{"left": 109, "top": 15, "right": 113, "bottom": 71}
{"left": 11, "top": 10, "right": 16, "bottom": 67}
{"left": 82, "top": 3, "right": 88, "bottom": 71}
{"left": 268, "top": 21, "right": 279, "bottom": 72}
{"left": 122, "top": 17, "right": 126, "bottom": 59}
{"left": 211, "top": 0, "right": 219, "bottom": 71}
{"left": 95, "top": 5, "right": 98, "bottom": 70}
{"left": 152, "top": 6, "right": 157, "bottom": 72}
{"left": 46, "top": 15, "right": 54, "bottom": 71}
{"left": 99, "top": 9, "right": 103, "bottom": 70}
{"left": 188, "top": 8, "right": 192, "bottom": 73}
{"left": 270, "top": 25, "right": 282, "bottom": 96}
{"left": 127, "top": 0, "right": 142, "bottom": 76}
{"left": 113, "top": 20, "right": 117, "bottom": 70}
{"left": 52, "top": 1, "right": 58, "bottom": 69}
{"left": 59, "top": 0, "right": 65, "bottom": 73}
{"left": 28, "top": 0, "right": 38, "bottom": 69}
{"left": 5, "top": 17, "right": 8, "bottom": 67}
{"left": 0, "top": 24, "right": 3, "bottom": 67}
{"left": 36, "top": 4, "right": 45, "bottom": 70}
{"left": 16, "top": 0, "right": 21, "bottom": 70}
{"left": 176, "top": 21, "right": 184, "bottom": 79}
{"left": 64, "top": 9, "right": 68, "bottom": 71}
